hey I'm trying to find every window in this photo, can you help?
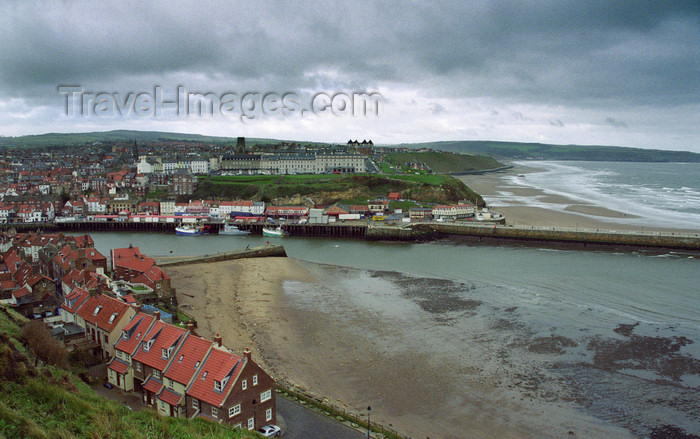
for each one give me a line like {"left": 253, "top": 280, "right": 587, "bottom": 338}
{"left": 93, "top": 305, "right": 102, "bottom": 316}
{"left": 260, "top": 389, "right": 271, "bottom": 403}
{"left": 162, "top": 348, "right": 169, "bottom": 359}
{"left": 266, "top": 408, "right": 272, "bottom": 422}
{"left": 233, "top": 423, "right": 242, "bottom": 429}
{"left": 168, "top": 379, "right": 174, "bottom": 389}
{"left": 160, "top": 401, "right": 165, "bottom": 410}
{"left": 247, "top": 417, "right": 254, "bottom": 430}
{"left": 212, "top": 407, "right": 218, "bottom": 418}
{"left": 214, "top": 380, "right": 221, "bottom": 392}
{"left": 153, "top": 370, "right": 160, "bottom": 379}
{"left": 192, "top": 398, "right": 199, "bottom": 410}
{"left": 135, "top": 362, "right": 141, "bottom": 372}
{"left": 108, "top": 312, "right": 117, "bottom": 324}
{"left": 253, "top": 374, "right": 258, "bottom": 386}
{"left": 242, "top": 379, "right": 247, "bottom": 390}
{"left": 229, "top": 404, "right": 241, "bottom": 418}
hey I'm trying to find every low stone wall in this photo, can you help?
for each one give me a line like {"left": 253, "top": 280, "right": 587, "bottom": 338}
{"left": 157, "top": 244, "right": 287, "bottom": 267}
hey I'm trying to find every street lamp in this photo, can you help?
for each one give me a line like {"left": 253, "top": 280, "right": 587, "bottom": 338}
{"left": 367, "top": 406, "right": 371, "bottom": 438}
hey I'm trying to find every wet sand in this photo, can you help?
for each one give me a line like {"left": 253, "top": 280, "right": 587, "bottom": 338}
{"left": 458, "top": 165, "right": 699, "bottom": 234}
{"left": 167, "top": 258, "right": 642, "bottom": 439}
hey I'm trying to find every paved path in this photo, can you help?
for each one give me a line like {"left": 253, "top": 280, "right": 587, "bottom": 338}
{"left": 277, "top": 395, "right": 365, "bottom": 439}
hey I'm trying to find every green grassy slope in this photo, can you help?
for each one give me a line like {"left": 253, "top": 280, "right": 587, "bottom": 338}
{"left": 393, "top": 140, "right": 700, "bottom": 162}
{"left": 385, "top": 151, "right": 504, "bottom": 173}
{"left": 0, "top": 130, "right": 281, "bottom": 148}
{"left": 0, "top": 307, "right": 258, "bottom": 439}
{"left": 193, "top": 173, "right": 484, "bottom": 206}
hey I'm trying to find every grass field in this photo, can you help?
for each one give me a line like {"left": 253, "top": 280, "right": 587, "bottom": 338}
{"left": 385, "top": 151, "right": 504, "bottom": 173}
{"left": 194, "top": 173, "right": 484, "bottom": 206}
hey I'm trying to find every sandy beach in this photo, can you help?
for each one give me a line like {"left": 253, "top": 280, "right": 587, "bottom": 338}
{"left": 167, "top": 257, "right": 638, "bottom": 439}
{"left": 458, "top": 164, "right": 699, "bottom": 234}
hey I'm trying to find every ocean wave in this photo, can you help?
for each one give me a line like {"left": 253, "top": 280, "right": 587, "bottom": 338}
{"left": 509, "top": 161, "right": 700, "bottom": 229}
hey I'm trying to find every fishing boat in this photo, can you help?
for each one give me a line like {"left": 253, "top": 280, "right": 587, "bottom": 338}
{"left": 175, "top": 223, "right": 204, "bottom": 236}
{"left": 262, "top": 226, "right": 287, "bottom": 237}
{"left": 219, "top": 224, "right": 251, "bottom": 236}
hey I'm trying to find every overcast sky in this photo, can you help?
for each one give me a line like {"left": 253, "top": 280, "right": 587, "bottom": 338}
{"left": 0, "top": 1, "right": 698, "bottom": 151}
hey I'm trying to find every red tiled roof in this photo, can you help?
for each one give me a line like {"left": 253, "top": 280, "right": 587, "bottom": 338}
{"left": 164, "top": 335, "right": 212, "bottom": 386}
{"left": 132, "top": 321, "right": 187, "bottom": 371}
{"left": 76, "top": 294, "right": 131, "bottom": 332}
{"left": 187, "top": 348, "right": 243, "bottom": 407}
{"left": 12, "top": 286, "right": 31, "bottom": 299}
{"left": 143, "top": 376, "right": 163, "bottom": 394}
{"left": 108, "top": 358, "right": 130, "bottom": 374}
{"left": 114, "top": 313, "right": 155, "bottom": 355}
{"left": 0, "top": 280, "right": 16, "bottom": 290}
{"left": 158, "top": 388, "right": 183, "bottom": 406}
{"left": 60, "top": 287, "right": 90, "bottom": 313}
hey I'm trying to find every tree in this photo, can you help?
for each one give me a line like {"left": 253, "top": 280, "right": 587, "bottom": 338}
{"left": 22, "top": 320, "right": 67, "bottom": 368}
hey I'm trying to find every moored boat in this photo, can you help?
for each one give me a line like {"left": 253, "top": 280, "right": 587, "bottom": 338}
{"left": 175, "top": 223, "right": 204, "bottom": 236}
{"left": 262, "top": 226, "right": 287, "bottom": 237}
{"left": 219, "top": 224, "right": 251, "bottom": 236}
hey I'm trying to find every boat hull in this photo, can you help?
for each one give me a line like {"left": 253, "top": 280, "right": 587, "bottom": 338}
{"left": 175, "top": 226, "right": 203, "bottom": 236}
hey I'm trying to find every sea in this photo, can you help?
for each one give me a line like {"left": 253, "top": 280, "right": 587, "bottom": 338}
{"left": 84, "top": 161, "right": 700, "bottom": 438}
{"left": 492, "top": 160, "right": 700, "bottom": 230}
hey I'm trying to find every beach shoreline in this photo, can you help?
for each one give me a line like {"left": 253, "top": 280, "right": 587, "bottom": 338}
{"left": 458, "top": 163, "right": 700, "bottom": 234}
{"left": 166, "top": 257, "right": 641, "bottom": 439}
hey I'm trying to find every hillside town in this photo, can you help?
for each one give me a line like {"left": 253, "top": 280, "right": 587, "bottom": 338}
{"left": 0, "top": 229, "right": 276, "bottom": 432}
{"left": 0, "top": 138, "right": 496, "bottom": 227}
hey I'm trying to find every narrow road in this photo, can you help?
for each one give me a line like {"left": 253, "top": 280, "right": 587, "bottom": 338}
{"left": 277, "top": 395, "right": 365, "bottom": 439}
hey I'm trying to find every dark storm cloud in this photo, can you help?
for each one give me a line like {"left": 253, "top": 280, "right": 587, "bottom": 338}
{"left": 0, "top": 1, "right": 697, "bottom": 149}
{"left": 1, "top": 1, "right": 697, "bottom": 104}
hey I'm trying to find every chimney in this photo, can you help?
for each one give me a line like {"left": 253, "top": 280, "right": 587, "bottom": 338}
{"left": 187, "top": 321, "right": 195, "bottom": 334}
{"left": 154, "top": 310, "right": 160, "bottom": 321}
{"left": 243, "top": 347, "right": 251, "bottom": 361}
{"left": 214, "top": 333, "right": 222, "bottom": 347}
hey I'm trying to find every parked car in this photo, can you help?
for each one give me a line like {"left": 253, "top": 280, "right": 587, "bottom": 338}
{"left": 258, "top": 425, "right": 281, "bottom": 437}
{"left": 103, "top": 382, "right": 114, "bottom": 389}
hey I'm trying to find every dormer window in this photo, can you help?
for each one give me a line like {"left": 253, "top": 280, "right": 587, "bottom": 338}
{"left": 162, "top": 348, "right": 168, "bottom": 358}
{"left": 144, "top": 340, "right": 153, "bottom": 351}
{"left": 93, "top": 305, "right": 102, "bottom": 316}
{"left": 122, "top": 330, "right": 128, "bottom": 340}
{"left": 108, "top": 313, "right": 118, "bottom": 324}
{"left": 214, "top": 380, "right": 222, "bottom": 391}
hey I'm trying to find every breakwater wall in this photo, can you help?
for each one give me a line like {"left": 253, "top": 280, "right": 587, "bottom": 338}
{"left": 10, "top": 220, "right": 700, "bottom": 251}
{"left": 157, "top": 244, "right": 286, "bottom": 267}
{"left": 412, "top": 223, "right": 700, "bottom": 251}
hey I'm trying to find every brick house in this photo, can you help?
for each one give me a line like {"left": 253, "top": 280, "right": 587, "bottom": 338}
{"left": 131, "top": 317, "right": 188, "bottom": 406}
{"left": 185, "top": 345, "right": 276, "bottom": 430}
{"left": 108, "top": 312, "right": 156, "bottom": 392}
{"left": 157, "top": 327, "right": 214, "bottom": 418}
{"left": 75, "top": 294, "right": 136, "bottom": 359}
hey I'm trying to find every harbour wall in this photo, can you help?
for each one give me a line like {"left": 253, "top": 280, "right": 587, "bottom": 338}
{"left": 157, "top": 244, "right": 287, "bottom": 267}
{"left": 8, "top": 220, "right": 700, "bottom": 251}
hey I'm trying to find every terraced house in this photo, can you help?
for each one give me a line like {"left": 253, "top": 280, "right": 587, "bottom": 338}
{"left": 107, "top": 311, "right": 156, "bottom": 391}
{"left": 106, "top": 310, "right": 276, "bottom": 430}
{"left": 131, "top": 312, "right": 188, "bottom": 406}
{"left": 185, "top": 346, "right": 276, "bottom": 430}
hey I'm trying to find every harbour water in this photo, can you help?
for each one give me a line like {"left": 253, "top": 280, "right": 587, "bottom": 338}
{"left": 88, "top": 231, "right": 700, "bottom": 437}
